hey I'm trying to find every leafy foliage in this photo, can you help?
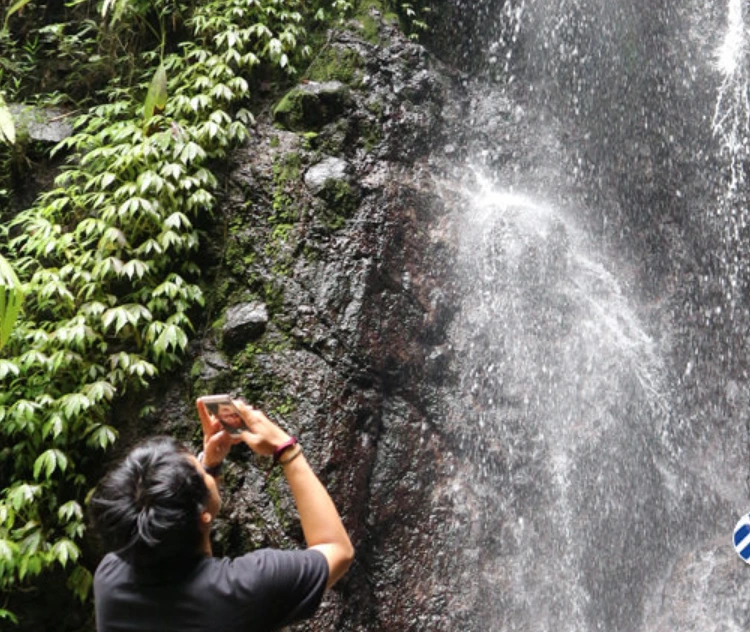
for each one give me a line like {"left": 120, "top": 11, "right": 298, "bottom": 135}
{"left": 397, "top": 1, "right": 430, "bottom": 38}
{"left": 0, "top": 0, "right": 356, "bottom": 620}
{"left": 0, "top": 95, "right": 15, "bottom": 145}
{"left": 0, "top": 254, "right": 23, "bottom": 350}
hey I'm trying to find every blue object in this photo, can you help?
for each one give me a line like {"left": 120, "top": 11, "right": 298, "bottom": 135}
{"left": 733, "top": 513, "right": 750, "bottom": 562}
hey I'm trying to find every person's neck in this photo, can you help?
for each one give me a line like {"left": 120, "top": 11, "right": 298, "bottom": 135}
{"left": 199, "top": 531, "right": 212, "bottom": 557}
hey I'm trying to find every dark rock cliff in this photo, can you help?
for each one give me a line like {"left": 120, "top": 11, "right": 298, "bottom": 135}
{"left": 105, "top": 13, "right": 472, "bottom": 631}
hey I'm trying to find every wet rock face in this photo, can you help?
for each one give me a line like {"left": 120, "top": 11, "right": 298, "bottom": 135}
{"left": 132, "top": 14, "right": 468, "bottom": 631}
{"left": 644, "top": 538, "right": 750, "bottom": 631}
{"left": 221, "top": 301, "right": 269, "bottom": 350}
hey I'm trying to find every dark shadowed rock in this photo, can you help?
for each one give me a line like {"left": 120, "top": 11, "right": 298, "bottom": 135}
{"left": 221, "top": 302, "right": 269, "bottom": 350}
{"left": 272, "top": 81, "right": 353, "bottom": 132}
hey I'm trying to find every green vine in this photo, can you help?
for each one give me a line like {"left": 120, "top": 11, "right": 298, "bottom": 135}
{"left": 0, "top": 0, "right": 353, "bottom": 621}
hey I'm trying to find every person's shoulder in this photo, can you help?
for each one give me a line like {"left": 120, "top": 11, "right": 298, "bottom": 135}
{"left": 95, "top": 551, "right": 125, "bottom": 571}
{"left": 232, "top": 548, "right": 327, "bottom": 568}
{"left": 226, "top": 548, "right": 328, "bottom": 585}
{"left": 94, "top": 551, "right": 129, "bottom": 587}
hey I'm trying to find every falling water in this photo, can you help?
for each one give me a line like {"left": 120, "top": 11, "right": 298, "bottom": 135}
{"left": 713, "top": 0, "right": 749, "bottom": 187}
{"left": 712, "top": 0, "right": 750, "bottom": 314}
{"left": 431, "top": 0, "right": 750, "bottom": 630}
{"left": 441, "top": 172, "right": 673, "bottom": 630}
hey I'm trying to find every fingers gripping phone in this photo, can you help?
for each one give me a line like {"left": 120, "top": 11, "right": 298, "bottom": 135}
{"left": 198, "top": 395, "right": 246, "bottom": 435}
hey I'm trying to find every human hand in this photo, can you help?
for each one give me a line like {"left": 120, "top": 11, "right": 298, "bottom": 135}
{"left": 234, "top": 401, "right": 291, "bottom": 456}
{"left": 196, "top": 399, "right": 236, "bottom": 467}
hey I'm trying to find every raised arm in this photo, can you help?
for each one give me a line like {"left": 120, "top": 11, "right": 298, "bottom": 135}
{"left": 234, "top": 402, "right": 354, "bottom": 589}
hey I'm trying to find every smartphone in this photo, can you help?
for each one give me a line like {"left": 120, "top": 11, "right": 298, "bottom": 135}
{"left": 198, "top": 395, "right": 246, "bottom": 435}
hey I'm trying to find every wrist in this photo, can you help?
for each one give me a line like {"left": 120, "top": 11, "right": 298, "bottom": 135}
{"left": 272, "top": 437, "right": 298, "bottom": 464}
{"left": 278, "top": 445, "right": 303, "bottom": 467}
{"left": 197, "top": 451, "right": 223, "bottom": 477}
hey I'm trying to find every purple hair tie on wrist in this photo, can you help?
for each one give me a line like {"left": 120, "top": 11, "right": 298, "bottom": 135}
{"left": 272, "top": 437, "right": 298, "bottom": 464}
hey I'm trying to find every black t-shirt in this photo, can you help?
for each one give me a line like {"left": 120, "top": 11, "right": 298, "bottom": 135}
{"left": 94, "top": 548, "right": 329, "bottom": 632}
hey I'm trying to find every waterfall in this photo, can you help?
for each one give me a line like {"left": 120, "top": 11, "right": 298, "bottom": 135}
{"left": 712, "top": 0, "right": 750, "bottom": 314}
{"left": 440, "top": 171, "right": 673, "bottom": 630}
{"left": 713, "top": 0, "right": 749, "bottom": 183}
{"left": 431, "top": 0, "right": 750, "bottom": 629}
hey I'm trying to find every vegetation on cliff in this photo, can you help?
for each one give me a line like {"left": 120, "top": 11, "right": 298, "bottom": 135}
{"left": 0, "top": 0, "right": 429, "bottom": 626}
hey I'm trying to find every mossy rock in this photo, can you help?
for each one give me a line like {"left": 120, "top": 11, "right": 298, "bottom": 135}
{"left": 7, "top": 104, "right": 73, "bottom": 144}
{"left": 307, "top": 46, "right": 365, "bottom": 86}
{"left": 351, "top": 1, "right": 400, "bottom": 44}
{"left": 272, "top": 81, "right": 353, "bottom": 132}
{"left": 317, "top": 179, "right": 359, "bottom": 230}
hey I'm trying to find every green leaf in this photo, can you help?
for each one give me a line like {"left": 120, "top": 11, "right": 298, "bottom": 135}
{"left": 143, "top": 64, "right": 168, "bottom": 125}
{"left": 33, "top": 449, "right": 69, "bottom": 480}
{"left": 0, "top": 95, "right": 15, "bottom": 145}
{"left": 164, "top": 212, "right": 192, "bottom": 230}
{"left": 0, "top": 503, "right": 13, "bottom": 527}
{"left": 120, "top": 259, "right": 149, "bottom": 280}
{"left": 58, "top": 501, "right": 84, "bottom": 523}
{"left": 58, "top": 392, "right": 92, "bottom": 419}
{"left": 101, "top": 0, "right": 129, "bottom": 26}
{"left": 102, "top": 304, "right": 152, "bottom": 334}
{"left": 0, "top": 359, "right": 20, "bottom": 379}
{"left": 42, "top": 413, "right": 64, "bottom": 439}
{"left": 50, "top": 538, "right": 79, "bottom": 568}
{"left": 0, "top": 254, "right": 24, "bottom": 349}
{"left": 0, "top": 610, "right": 19, "bottom": 624}
{"left": 87, "top": 424, "right": 118, "bottom": 449}
{"left": 0, "top": 538, "right": 18, "bottom": 562}
{"left": 7, "top": 485, "right": 40, "bottom": 510}
{"left": 2, "top": 0, "right": 32, "bottom": 31}
{"left": 149, "top": 322, "right": 188, "bottom": 357}
{"left": 82, "top": 380, "right": 116, "bottom": 403}
{"left": 67, "top": 565, "right": 93, "bottom": 602}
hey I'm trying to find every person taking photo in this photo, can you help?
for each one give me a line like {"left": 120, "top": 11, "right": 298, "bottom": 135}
{"left": 89, "top": 398, "right": 354, "bottom": 631}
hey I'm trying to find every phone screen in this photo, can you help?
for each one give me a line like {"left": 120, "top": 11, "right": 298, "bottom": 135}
{"left": 199, "top": 395, "right": 246, "bottom": 435}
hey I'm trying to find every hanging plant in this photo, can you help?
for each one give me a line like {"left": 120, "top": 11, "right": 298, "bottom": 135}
{"left": 0, "top": 254, "right": 23, "bottom": 350}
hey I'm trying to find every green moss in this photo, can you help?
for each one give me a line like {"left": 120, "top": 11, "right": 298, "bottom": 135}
{"left": 366, "top": 98, "right": 385, "bottom": 118}
{"left": 224, "top": 235, "right": 259, "bottom": 278}
{"left": 263, "top": 281, "right": 285, "bottom": 316}
{"left": 212, "top": 313, "right": 226, "bottom": 331}
{"left": 272, "top": 90, "right": 306, "bottom": 131}
{"left": 190, "top": 360, "right": 203, "bottom": 380}
{"left": 273, "top": 152, "right": 301, "bottom": 184}
{"left": 359, "top": 12, "right": 381, "bottom": 43}
{"left": 271, "top": 395, "right": 296, "bottom": 418}
{"left": 319, "top": 179, "right": 358, "bottom": 230}
{"left": 353, "top": 1, "right": 385, "bottom": 43}
{"left": 360, "top": 119, "right": 382, "bottom": 153}
{"left": 229, "top": 333, "right": 293, "bottom": 406}
{"left": 271, "top": 153, "right": 302, "bottom": 225}
{"left": 307, "top": 46, "right": 364, "bottom": 86}
{"left": 189, "top": 354, "right": 235, "bottom": 399}
{"left": 301, "top": 132, "right": 318, "bottom": 150}
{"left": 272, "top": 84, "right": 351, "bottom": 132}
{"left": 266, "top": 223, "right": 295, "bottom": 276}
{"left": 350, "top": 1, "right": 402, "bottom": 43}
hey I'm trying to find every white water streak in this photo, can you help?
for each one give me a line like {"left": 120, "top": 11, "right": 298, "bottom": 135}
{"left": 712, "top": 0, "right": 750, "bottom": 191}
